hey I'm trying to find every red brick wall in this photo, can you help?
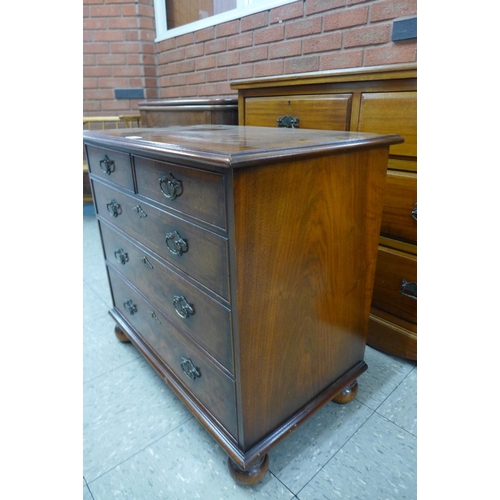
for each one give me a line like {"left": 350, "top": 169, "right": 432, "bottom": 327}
{"left": 83, "top": 0, "right": 416, "bottom": 114}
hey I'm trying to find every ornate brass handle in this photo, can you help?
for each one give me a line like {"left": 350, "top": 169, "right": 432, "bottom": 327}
{"left": 180, "top": 357, "right": 201, "bottom": 380}
{"left": 411, "top": 202, "right": 417, "bottom": 221}
{"left": 123, "top": 299, "right": 137, "bottom": 315}
{"left": 277, "top": 115, "right": 299, "bottom": 128}
{"left": 100, "top": 155, "right": 115, "bottom": 175}
{"left": 166, "top": 230, "right": 188, "bottom": 256}
{"left": 173, "top": 295, "right": 194, "bottom": 319}
{"left": 400, "top": 280, "right": 417, "bottom": 300}
{"left": 114, "top": 248, "right": 128, "bottom": 265}
{"left": 106, "top": 199, "right": 121, "bottom": 218}
{"left": 159, "top": 173, "right": 183, "bottom": 200}
{"left": 133, "top": 205, "right": 147, "bottom": 218}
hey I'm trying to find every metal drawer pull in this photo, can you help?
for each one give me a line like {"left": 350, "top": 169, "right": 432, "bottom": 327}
{"left": 148, "top": 310, "right": 161, "bottom": 324}
{"left": 141, "top": 256, "right": 153, "bottom": 269}
{"left": 123, "top": 299, "right": 137, "bottom": 315}
{"left": 400, "top": 280, "right": 417, "bottom": 300}
{"left": 411, "top": 202, "right": 417, "bottom": 221}
{"left": 114, "top": 248, "right": 128, "bottom": 265}
{"left": 106, "top": 199, "right": 122, "bottom": 218}
{"left": 133, "top": 205, "right": 147, "bottom": 218}
{"left": 277, "top": 115, "right": 299, "bottom": 128}
{"left": 166, "top": 230, "right": 188, "bottom": 256}
{"left": 159, "top": 173, "right": 183, "bottom": 200}
{"left": 181, "top": 357, "right": 201, "bottom": 380}
{"left": 99, "top": 155, "right": 115, "bottom": 175}
{"left": 173, "top": 295, "right": 194, "bottom": 319}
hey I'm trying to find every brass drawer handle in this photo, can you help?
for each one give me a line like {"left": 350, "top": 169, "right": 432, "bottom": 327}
{"left": 159, "top": 173, "right": 183, "bottom": 200}
{"left": 181, "top": 357, "right": 201, "bottom": 380}
{"left": 123, "top": 299, "right": 137, "bottom": 315}
{"left": 411, "top": 202, "right": 417, "bottom": 221}
{"left": 114, "top": 248, "right": 128, "bottom": 265}
{"left": 400, "top": 280, "right": 417, "bottom": 300}
{"left": 166, "top": 230, "right": 188, "bottom": 256}
{"left": 106, "top": 199, "right": 122, "bottom": 218}
{"left": 99, "top": 155, "right": 115, "bottom": 175}
{"left": 277, "top": 115, "right": 299, "bottom": 128}
{"left": 173, "top": 295, "right": 194, "bottom": 319}
{"left": 133, "top": 205, "right": 147, "bottom": 218}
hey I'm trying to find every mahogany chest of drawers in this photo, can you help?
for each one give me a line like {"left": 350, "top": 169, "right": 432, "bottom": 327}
{"left": 83, "top": 124, "right": 402, "bottom": 484}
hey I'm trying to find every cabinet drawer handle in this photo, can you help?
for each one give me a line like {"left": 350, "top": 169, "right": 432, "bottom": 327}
{"left": 400, "top": 280, "right": 417, "bottom": 300}
{"left": 173, "top": 295, "right": 194, "bottom": 318}
{"left": 166, "top": 230, "right": 188, "bottom": 256}
{"left": 159, "top": 173, "right": 183, "bottom": 200}
{"left": 100, "top": 155, "right": 115, "bottom": 175}
{"left": 114, "top": 248, "right": 128, "bottom": 265}
{"left": 141, "top": 256, "right": 153, "bottom": 269}
{"left": 123, "top": 299, "right": 137, "bottom": 315}
{"left": 148, "top": 310, "right": 161, "bottom": 324}
{"left": 277, "top": 115, "right": 300, "bottom": 128}
{"left": 106, "top": 199, "right": 122, "bottom": 218}
{"left": 181, "top": 357, "right": 201, "bottom": 380}
{"left": 133, "top": 205, "right": 147, "bottom": 218}
{"left": 411, "top": 202, "right": 417, "bottom": 221}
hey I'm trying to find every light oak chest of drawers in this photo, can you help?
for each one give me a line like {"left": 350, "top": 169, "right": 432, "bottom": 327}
{"left": 84, "top": 124, "right": 402, "bottom": 484}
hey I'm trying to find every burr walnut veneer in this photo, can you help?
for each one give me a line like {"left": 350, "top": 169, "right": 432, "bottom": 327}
{"left": 83, "top": 125, "right": 402, "bottom": 484}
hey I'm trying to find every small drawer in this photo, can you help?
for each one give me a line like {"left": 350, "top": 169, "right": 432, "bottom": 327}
{"left": 86, "top": 145, "right": 134, "bottom": 191}
{"left": 244, "top": 94, "right": 352, "bottom": 130}
{"left": 100, "top": 221, "right": 233, "bottom": 373}
{"left": 371, "top": 246, "right": 416, "bottom": 324}
{"left": 380, "top": 170, "right": 417, "bottom": 244}
{"left": 93, "top": 181, "right": 230, "bottom": 300}
{"left": 134, "top": 156, "right": 227, "bottom": 230}
{"left": 108, "top": 266, "right": 238, "bottom": 438}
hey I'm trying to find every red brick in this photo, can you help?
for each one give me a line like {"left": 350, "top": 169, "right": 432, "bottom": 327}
{"left": 83, "top": 54, "right": 96, "bottom": 66}
{"left": 107, "top": 18, "right": 138, "bottom": 30}
{"left": 241, "top": 11, "right": 268, "bottom": 32}
{"left": 216, "top": 20, "right": 240, "bottom": 38}
{"left": 187, "top": 71, "right": 206, "bottom": 85}
{"left": 241, "top": 46, "right": 268, "bottom": 64}
{"left": 370, "top": 0, "right": 417, "bottom": 22}
{"left": 323, "top": 6, "right": 369, "bottom": 31}
{"left": 185, "top": 44, "right": 204, "bottom": 59}
{"left": 170, "top": 74, "right": 187, "bottom": 86}
{"left": 89, "top": 5, "right": 120, "bottom": 17}
{"left": 205, "top": 38, "right": 227, "bottom": 55}
{"left": 110, "top": 42, "right": 142, "bottom": 53}
{"left": 320, "top": 49, "right": 363, "bottom": 70}
{"left": 84, "top": 43, "right": 110, "bottom": 54}
{"left": 284, "top": 55, "right": 320, "bottom": 74}
{"left": 98, "top": 77, "right": 130, "bottom": 88}
{"left": 195, "top": 55, "right": 216, "bottom": 71}
{"left": 216, "top": 82, "right": 235, "bottom": 96}
{"left": 270, "top": 1, "right": 304, "bottom": 23}
{"left": 206, "top": 68, "right": 228, "bottom": 83}
{"left": 343, "top": 23, "right": 391, "bottom": 47}
{"left": 269, "top": 40, "right": 302, "bottom": 59}
{"left": 228, "top": 64, "right": 254, "bottom": 81}
{"left": 254, "top": 24, "right": 284, "bottom": 45}
{"left": 112, "top": 66, "right": 143, "bottom": 77}
{"left": 84, "top": 18, "right": 107, "bottom": 30}
{"left": 93, "top": 30, "right": 124, "bottom": 42}
{"left": 285, "top": 17, "right": 322, "bottom": 39}
{"left": 364, "top": 40, "right": 417, "bottom": 66}
{"left": 303, "top": 32, "right": 342, "bottom": 54}
{"left": 96, "top": 54, "right": 126, "bottom": 65}
{"left": 197, "top": 83, "right": 219, "bottom": 96}
{"left": 217, "top": 51, "right": 240, "bottom": 67}
{"left": 254, "top": 60, "right": 284, "bottom": 78}
{"left": 85, "top": 89, "right": 115, "bottom": 100}
{"left": 306, "top": 0, "right": 345, "bottom": 15}
{"left": 83, "top": 78, "right": 98, "bottom": 89}
{"left": 163, "top": 47, "right": 185, "bottom": 62}
{"left": 195, "top": 27, "right": 215, "bottom": 43}
{"left": 176, "top": 33, "right": 195, "bottom": 47}
{"left": 227, "top": 32, "right": 253, "bottom": 50}
{"left": 157, "top": 39, "right": 176, "bottom": 52}
{"left": 84, "top": 66, "right": 112, "bottom": 77}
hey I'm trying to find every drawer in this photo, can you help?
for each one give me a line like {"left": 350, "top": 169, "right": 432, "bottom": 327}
{"left": 357, "top": 91, "right": 416, "bottom": 158}
{"left": 134, "top": 156, "right": 227, "bottom": 230}
{"left": 371, "top": 246, "right": 417, "bottom": 324}
{"left": 100, "top": 221, "right": 233, "bottom": 373}
{"left": 93, "top": 181, "right": 230, "bottom": 300}
{"left": 380, "top": 170, "right": 417, "bottom": 244}
{"left": 244, "top": 94, "right": 352, "bottom": 130}
{"left": 108, "top": 266, "right": 238, "bottom": 438}
{"left": 86, "top": 145, "right": 134, "bottom": 191}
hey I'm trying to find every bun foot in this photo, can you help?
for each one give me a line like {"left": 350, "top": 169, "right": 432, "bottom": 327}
{"left": 332, "top": 380, "right": 358, "bottom": 404}
{"left": 227, "top": 454, "right": 269, "bottom": 486}
{"left": 114, "top": 325, "right": 130, "bottom": 343}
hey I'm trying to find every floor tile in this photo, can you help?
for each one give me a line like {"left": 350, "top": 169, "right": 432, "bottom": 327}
{"left": 83, "top": 283, "right": 110, "bottom": 323}
{"left": 87, "top": 417, "right": 295, "bottom": 500}
{"left": 83, "top": 357, "right": 193, "bottom": 482}
{"left": 297, "top": 413, "right": 417, "bottom": 500}
{"left": 269, "top": 400, "right": 373, "bottom": 494}
{"left": 83, "top": 484, "right": 94, "bottom": 500}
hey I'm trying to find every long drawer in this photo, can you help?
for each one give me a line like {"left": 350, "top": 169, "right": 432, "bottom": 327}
{"left": 93, "top": 180, "right": 230, "bottom": 300}
{"left": 100, "top": 220, "right": 233, "bottom": 373}
{"left": 86, "top": 145, "right": 134, "bottom": 191}
{"left": 108, "top": 265, "right": 238, "bottom": 439}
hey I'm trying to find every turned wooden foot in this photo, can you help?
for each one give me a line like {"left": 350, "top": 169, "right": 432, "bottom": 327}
{"left": 227, "top": 454, "right": 269, "bottom": 486}
{"left": 332, "top": 380, "right": 358, "bottom": 404}
{"left": 114, "top": 325, "right": 130, "bottom": 343}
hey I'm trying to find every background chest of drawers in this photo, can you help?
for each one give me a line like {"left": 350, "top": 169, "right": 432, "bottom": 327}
{"left": 231, "top": 64, "right": 417, "bottom": 360}
{"left": 84, "top": 124, "right": 401, "bottom": 484}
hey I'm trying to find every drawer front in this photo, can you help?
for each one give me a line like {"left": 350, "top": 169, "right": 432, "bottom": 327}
{"left": 380, "top": 170, "right": 417, "bottom": 244}
{"left": 86, "top": 145, "right": 134, "bottom": 191}
{"left": 244, "top": 94, "right": 352, "bottom": 130}
{"left": 357, "top": 91, "right": 417, "bottom": 158}
{"left": 93, "top": 181, "right": 230, "bottom": 300}
{"left": 108, "top": 266, "right": 238, "bottom": 438}
{"left": 100, "top": 221, "right": 233, "bottom": 372}
{"left": 134, "top": 156, "right": 227, "bottom": 230}
{"left": 371, "top": 246, "right": 417, "bottom": 324}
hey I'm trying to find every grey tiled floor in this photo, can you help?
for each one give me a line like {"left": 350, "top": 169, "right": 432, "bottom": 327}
{"left": 83, "top": 211, "right": 417, "bottom": 500}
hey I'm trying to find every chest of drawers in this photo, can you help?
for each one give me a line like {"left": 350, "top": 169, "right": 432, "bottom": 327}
{"left": 84, "top": 124, "right": 402, "bottom": 484}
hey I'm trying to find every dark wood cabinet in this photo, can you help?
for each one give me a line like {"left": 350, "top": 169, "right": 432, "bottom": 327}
{"left": 84, "top": 124, "right": 401, "bottom": 484}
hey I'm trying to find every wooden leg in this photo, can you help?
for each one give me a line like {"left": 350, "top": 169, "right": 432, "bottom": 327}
{"left": 114, "top": 324, "right": 130, "bottom": 343}
{"left": 332, "top": 380, "right": 358, "bottom": 404}
{"left": 227, "top": 454, "right": 269, "bottom": 486}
